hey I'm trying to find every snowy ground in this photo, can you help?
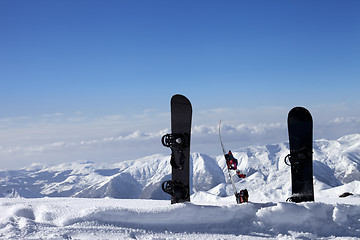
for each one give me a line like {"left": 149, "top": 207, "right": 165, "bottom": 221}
{"left": 1, "top": 193, "right": 359, "bottom": 240}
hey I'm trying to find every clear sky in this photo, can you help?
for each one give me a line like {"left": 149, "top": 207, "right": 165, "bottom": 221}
{"left": 1, "top": 0, "right": 360, "bottom": 169}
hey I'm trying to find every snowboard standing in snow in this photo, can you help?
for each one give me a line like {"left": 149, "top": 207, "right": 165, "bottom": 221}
{"left": 218, "top": 121, "right": 248, "bottom": 204}
{"left": 285, "top": 107, "right": 314, "bottom": 203}
{"left": 161, "top": 94, "right": 192, "bottom": 204}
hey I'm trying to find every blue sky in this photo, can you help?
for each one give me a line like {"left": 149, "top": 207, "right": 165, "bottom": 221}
{"left": 0, "top": 1, "right": 360, "bottom": 169}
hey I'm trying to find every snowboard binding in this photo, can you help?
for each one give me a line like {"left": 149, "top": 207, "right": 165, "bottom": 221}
{"left": 161, "top": 133, "right": 190, "bottom": 148}
{"left": 225, "top": 151, "right": 238, "bottom": 170}
{"left": 162, "top": 180, "right": 189, "bottom": 202}
{"left": 162, "top": 133, "right": 190, "bottom": 170}
{"left": 236, "top": 169, "right": 246, "bottom": 179}
{"left": 235, "top": 189, "right": 249, "bottom": 204}
{"left": 284, "top": 147, "right": 312, "bottom": 166}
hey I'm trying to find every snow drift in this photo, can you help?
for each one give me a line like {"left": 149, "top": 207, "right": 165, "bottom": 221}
{"left": 0, "top": 196, "right": 359, "bottom": 239}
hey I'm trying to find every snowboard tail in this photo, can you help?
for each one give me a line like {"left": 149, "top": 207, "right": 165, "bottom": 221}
{"left": 286, "top": 107, "right": 314, "bottom": 203}
{"left": 162, "top": 94, "right": 192, "bottom": 204}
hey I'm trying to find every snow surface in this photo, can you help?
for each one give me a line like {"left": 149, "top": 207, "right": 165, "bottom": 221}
{"left": 0, "top": 134, "right": 360, "bottom": 239}
{"left": 0, "top": 196, "right": 359, "bottom": 239}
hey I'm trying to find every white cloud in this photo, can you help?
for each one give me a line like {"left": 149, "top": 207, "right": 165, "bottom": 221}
{"left": 0, "top": 104, "right": 360, "bottom": 170}
{"left": 328, "top": 117, "right": 360, "bottom": 125}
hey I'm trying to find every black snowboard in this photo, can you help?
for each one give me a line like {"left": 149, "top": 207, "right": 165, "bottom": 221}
{"left": 161, "top": 94, "right": 192, "bottom": 204}
{"left": 286, "top": 107, "right": 314, "bottom": 202}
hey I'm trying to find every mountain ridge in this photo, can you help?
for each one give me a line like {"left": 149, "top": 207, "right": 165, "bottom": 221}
{"left": 0, "top": 134, "right": 359, "bottom": 201}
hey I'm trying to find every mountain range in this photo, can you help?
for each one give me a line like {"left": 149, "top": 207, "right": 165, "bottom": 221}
{"left": 1, "top": 134, "right": 359, "bottom": 202}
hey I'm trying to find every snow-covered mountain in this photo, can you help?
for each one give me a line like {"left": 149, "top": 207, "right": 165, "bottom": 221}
{"left": 1, "top": 134, "right": 359, "bottom": 202}
{"left": 1, "top": 134, "right": 360, "bottom": 239}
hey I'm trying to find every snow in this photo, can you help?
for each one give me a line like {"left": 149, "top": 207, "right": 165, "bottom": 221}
{"left": 1, "top": 196, "right": 359, "bottom": 239}
{"left": 0, "top": 134, "right": 360, "bottom": 239}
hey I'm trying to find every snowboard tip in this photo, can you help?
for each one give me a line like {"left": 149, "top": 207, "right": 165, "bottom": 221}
{"left": 288, "top": 106, "right": 312, "bottom": 122}
{"left": 171, "top": 94, "right": 192, "bottom": 109}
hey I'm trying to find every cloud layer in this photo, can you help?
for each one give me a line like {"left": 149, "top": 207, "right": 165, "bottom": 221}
{"left": 0, "top": 105, "right": 360, "bottom": 170}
